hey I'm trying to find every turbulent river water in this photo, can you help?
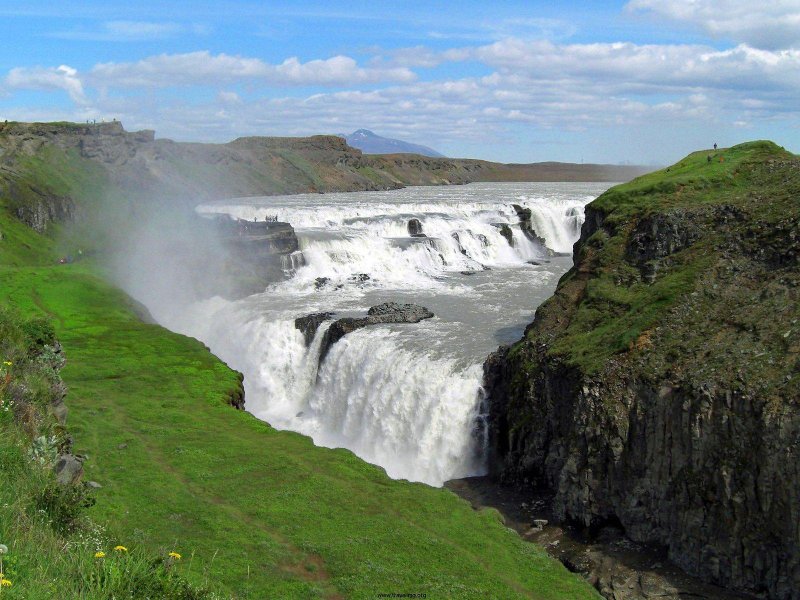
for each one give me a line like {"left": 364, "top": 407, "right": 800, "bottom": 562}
{"left": 147, "top": 182, "right": 611, "bottom": 486}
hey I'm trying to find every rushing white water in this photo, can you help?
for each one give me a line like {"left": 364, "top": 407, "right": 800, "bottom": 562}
{"left": 153, "top": 182, "right": 611, "bottom": 486}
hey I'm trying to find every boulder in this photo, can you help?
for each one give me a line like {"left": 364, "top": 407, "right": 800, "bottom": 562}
{"left": 511, "top": 204, "right": 554, "bottom": 254}
{"left": 407, "top": 218, "right": 426, "bottom": 237}
{"left": 54, "top": 454, "right": 83, "bottom": 486}
{"left": 366, "top": 302, "right": 434, "bottom": 322}
{"left": 319, "top": 303, "right": 434, "bottom": 363}
{"left": 499, "top": 224, "right": 514, "bottom": 246}
{"left": 294, "top": 312, "right": 334, "bottom": 346}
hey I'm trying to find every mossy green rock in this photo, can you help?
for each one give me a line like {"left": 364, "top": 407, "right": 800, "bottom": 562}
{"left": 485, "top": 141, "right": 800, "bottom": 599}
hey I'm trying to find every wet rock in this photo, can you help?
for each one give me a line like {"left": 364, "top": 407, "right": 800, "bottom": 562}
{"left": 319, "top": 302, "right": 434, "bottom": 363}
{"left": 450, "top": 232, "right": 469, "bottom": 256}
{"left": 512, "top": 203, "right": 555, "bottom": 255}
{"left": 499, "top": 224, "right": 514, "bottom": 246}
{"left": 407, "top": 218, "right": 426, "bottom": 237}
{"left": 512, "top": 204, "right": 532, "bottom": 221}
{"left": 294, "top": 312, "right": 334, "bottom": 346}
{"left": 314, "top": 277, "right": 330, "bottom": 289}
{"left": 366, "top": 302, "right": 434, "bottom": 322}
{"left": 348, "top": 273, "right": 371, "bottom": 284}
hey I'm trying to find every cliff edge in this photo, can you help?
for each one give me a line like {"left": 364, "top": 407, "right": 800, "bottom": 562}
{"left": 484, "top": 141, "right": 800, "bottom": 598}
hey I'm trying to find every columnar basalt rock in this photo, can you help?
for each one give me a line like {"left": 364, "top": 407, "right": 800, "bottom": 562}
{"left": 484, "top": 144, "right": 800, "bottom": 599}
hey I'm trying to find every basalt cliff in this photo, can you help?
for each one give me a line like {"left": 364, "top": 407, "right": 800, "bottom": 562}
{"left": 484, "top": 141, "right": 800, "bottom": 599}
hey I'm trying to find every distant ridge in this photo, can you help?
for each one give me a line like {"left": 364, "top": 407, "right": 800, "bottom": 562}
{"left": 339, "top": 129, "right": 445, "bottom": 157}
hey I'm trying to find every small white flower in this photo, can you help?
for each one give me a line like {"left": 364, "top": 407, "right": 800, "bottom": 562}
{"left": 0, "top": 544, "right": 8, "bottom": 554}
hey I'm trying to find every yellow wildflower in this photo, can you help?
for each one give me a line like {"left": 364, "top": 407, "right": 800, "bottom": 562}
{"left": 94, "top": 551, "right": 106, "bottom": 559}
{"left": 1, "top": 578, "right": 11, "bottom": 587}
{"left": 113, "top": 545, "right": 128, "bottom": 553}
{"left": 168, "top": 551, "right": 181, "bottom": 560}
{"left": 2, "top": 361, "right": 11, "bottom": 366}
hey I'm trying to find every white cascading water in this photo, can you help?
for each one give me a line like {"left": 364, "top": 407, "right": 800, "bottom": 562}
{"left": 152, "top": 182, "right": 611, "bottom": 486}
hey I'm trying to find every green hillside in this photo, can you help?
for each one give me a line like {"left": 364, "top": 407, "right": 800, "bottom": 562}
{"left": 0, "top": 141, "right": 597, "bottom": 598}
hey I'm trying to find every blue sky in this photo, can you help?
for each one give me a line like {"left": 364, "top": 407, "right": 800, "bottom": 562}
{"left": 1, "top": 0, "right": 799, "bottom": 164}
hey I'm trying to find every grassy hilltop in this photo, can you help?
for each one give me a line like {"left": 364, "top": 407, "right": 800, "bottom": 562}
{"left": 0, "top": 126, "right": 598, "bottom": 597}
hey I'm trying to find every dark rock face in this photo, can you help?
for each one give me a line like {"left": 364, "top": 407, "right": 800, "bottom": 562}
{"left": 499, "top": 223, "right": 514, "bottom": 246}
{"left": 8, "top": 180, "right": 75, "bottom": 233}
{"left": 318, "top": 302, "right": 434, "bottom": 363}
{"left": 625, "top": 210, "right": 703, "bottom": 282}
{"left": 485, "top": 155, "right": 800, "bottom": 599}
{"left": 512, "top": 203, "right": 533, "bottom": 222}
{"left": 215, "top": 218, "right": 300, "bottom": 255}
{"left": 349, "top": 273, "right": 371, "bottom": 284}
{"left": 407, "top": 218, "right": 425, "bottom": 237}
{"left": 512, "top": 203, "right": 553, "bottom": 254}
{"left": 203, "top": 217, "right": 302, "bottom": 298}
{"left": 366, "top": 302, "right": 434, "bottom": 321}
{"left": 294, "top": 312, "right": 334, "bottom": 346}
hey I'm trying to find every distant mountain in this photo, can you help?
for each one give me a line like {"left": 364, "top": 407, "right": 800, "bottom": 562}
{"left": 339, "top": 129, "right": 445, "bottom": 157}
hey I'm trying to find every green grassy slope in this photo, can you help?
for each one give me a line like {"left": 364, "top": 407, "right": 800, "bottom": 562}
{"left": 524, "top": 140, "right": 799, "bottom": 379}
{"left": 0, "top": 158, "right": 597, "bottom": 597}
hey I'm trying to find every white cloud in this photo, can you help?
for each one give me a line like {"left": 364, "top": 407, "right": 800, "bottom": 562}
{"left": 5, "top": 64, "right": 87, "bottom": 104}
{"left": 89, "top": 51, "right": 416, "bottom": 88}
{"left": 463, "top": 38, "right": 800, "bottom": 95}
{"left": 627, "top": 0, "right": 800, "bottom": 50}
{"left": 3, "top": 33, "right": 799, "bottom": 161}
{"left": 48, "top": 20, "right": 210, "bottom": 42}
{"left": 217, "top": 91, "right": 241, "bottom": 104}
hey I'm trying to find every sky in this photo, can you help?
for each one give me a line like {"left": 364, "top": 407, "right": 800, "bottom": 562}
{"left": 0, "top": 0, "right": 799, "bottom": 164}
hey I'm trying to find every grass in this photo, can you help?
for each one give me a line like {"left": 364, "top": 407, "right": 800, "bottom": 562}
{"left": 0, "top": 305, "right": 217, "bottom": 599}
{"left": 0, "top": 141, "right": 598, "bottom": 597}
{"left": 591, "top": 140, "right": 793, "bottom": 221}
{"left": 522, "top": 141, "right": 799, "bottom": 375}
{"left": 0, "top": 264, "right": 598, "bottom": 598}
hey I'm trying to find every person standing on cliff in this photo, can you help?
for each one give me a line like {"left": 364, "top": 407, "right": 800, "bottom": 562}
{"left": 713, "top": 142, "right": 718, "bottom": 150}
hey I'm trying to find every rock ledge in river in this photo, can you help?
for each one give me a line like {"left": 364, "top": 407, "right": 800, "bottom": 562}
{"left": 314, "top": 302, "right": 434, "bottom": 364}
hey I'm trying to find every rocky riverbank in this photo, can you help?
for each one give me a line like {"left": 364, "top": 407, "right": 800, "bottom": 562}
{"left": 482, "top": 142, "right": 800, "bottom": 599}
{"left": 447, "top": 476, "right": 756, "bottom": 600}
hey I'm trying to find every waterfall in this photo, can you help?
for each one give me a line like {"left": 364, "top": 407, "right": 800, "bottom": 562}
{"left": 151, "top": 182, "right": 609, "bottom": 487}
